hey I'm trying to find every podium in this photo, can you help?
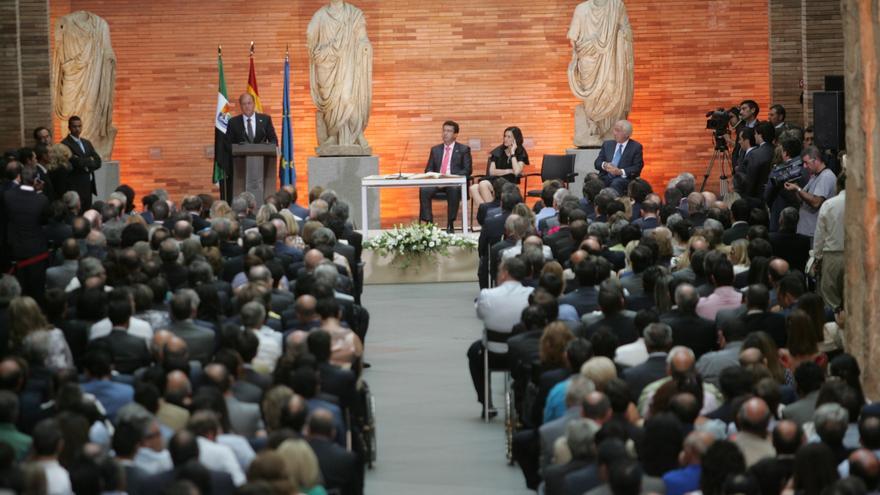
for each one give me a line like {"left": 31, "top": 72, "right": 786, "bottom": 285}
{"left": 231, "top": 143, "right": 277, "bottom": 205}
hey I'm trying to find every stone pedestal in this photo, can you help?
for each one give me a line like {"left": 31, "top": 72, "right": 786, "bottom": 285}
{"left": 566, "top": 148, "right": 600, "bottom": 198}
{"left": 308, "top": 156, "right": 380, "bottom": 230}
{"left": 94, "top": 160, "right": 120, "bottom": 200}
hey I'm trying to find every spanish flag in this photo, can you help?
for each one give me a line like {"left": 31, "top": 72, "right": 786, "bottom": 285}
{"left": 247, "top": 42, "right": 263, "bottom": 113}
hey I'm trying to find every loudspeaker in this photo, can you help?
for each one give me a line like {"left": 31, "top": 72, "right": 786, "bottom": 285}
{"left": 813, "top": 91, "right": 845, "bottom": 150}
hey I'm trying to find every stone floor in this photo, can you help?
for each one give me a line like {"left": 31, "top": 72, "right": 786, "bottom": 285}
{"left": 361, "top": 282, "right": 532, "bottom": 495}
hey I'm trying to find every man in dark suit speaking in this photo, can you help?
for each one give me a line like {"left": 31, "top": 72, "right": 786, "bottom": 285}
{"left": 60, "top": 116, "right": 102, "bottom": 210}
{"left": 418, "top": 121, "right": 473, "bottom": 233}
{"left": 225, "top": 93, "right": 278, "bottom": 200}
{"left": 594, "top": 120, "right": 643, "bottom": 195}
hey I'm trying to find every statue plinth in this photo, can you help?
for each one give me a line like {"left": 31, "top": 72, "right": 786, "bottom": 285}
{"left": 573, "top": 104, "right": 606, "bottom": 148}
{"left": 315, "top": 144, "right": 373, "bottom": 157}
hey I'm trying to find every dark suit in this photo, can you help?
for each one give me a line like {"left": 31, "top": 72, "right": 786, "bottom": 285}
{"left": 622, "top": 354, "right": 668, "bottom": 402}
{"left": 660, "top": 309, "right": 717, "bottom": 359}
{"left": 544, "top": 226, "right": 576, "bottom": 264}
{"left": 478, "top": 209, "right": 509, "bottom": 288}
{"left": 61, "top": 134, "right": 102, "bottom": 210}
{"left": 769, "top": 231, "right": 811, "bottom": 273}
{"left": 722, "top": 222, "right": 750, "bottom": 245}
{"left": 594, "top": 139, "right": 644, "bottom": 195}
{"left": 584, "top": 312, "right": 638, "bottom": 345}
{"left": 489, "top": 238, "right": 515, "bottom": 285}
{"left": 544, "top": 459, "right": 592, "bottom": 495}
{"left": 2, "top": 187, "right": 49, "bottom": 299}
{"left": 318, "top": 361, "right": 357, "bottom": 411}
{"left": 308, "top": 437, "right": 363, "bottom": 495}
{"left": 223, "top": 112, "right": 278, "bottom": 200}
{"left": 94, "top": 328, "right": 152, "bottom": 374}
{"left": 169, "top": 320, "right": 215, "bottom": 364}
{"left": 739, "top": 142, "right": 774, "bottom": 200}
{"left": 743, "top": 311, "right": 787, "bottom": 349}
{"left": 559, "top": 286, "right": 599, "bottom": 317}
{"left": 419, "top": 142, "right": 473, "bottom": 227}
{"left": 135, "top": 466, "right": 235, "bottom": 495}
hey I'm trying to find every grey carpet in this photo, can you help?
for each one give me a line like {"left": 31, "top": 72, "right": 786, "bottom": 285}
{"left": 361, "top": 282, "right": 532, "bottom": 495}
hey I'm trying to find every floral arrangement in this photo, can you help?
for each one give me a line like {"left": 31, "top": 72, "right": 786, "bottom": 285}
{"left": 364, "top": 222, "right": 477, "bottom": 267}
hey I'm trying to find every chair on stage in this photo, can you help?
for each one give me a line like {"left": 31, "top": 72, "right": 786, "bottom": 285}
{"left": 522, "top": 154, "right": 578, "bottom": 199}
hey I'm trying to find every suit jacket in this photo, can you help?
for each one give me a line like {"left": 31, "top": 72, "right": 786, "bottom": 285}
{"left": 425, "top": 142, "right": 472, "bottom": 177}
{"left": 225, "top": 395, "right": 263, "bottom": 438}
{"left": 584, "top": 312, "right": 638, "bottom": 345}
{"left": 2, "top": 187, "right": 49, "bottom": 259}
{"left": 545, "top": 226, "right": 576, "bottom": 264}
{"left": 743, "top": 311, "right": 787, "bottom": 349}
{"left": 563, "top": 463, "right": 602, "bottom": 495}
{"left": 622, "top": 354, "right": 668, "bottom": 402}
{"left": 135, "top": 466, "right": 235, "bottom": 495}
{"left": 782, "top": 390, "right": 820, "bottom": 426}
{"left": 61, "top": 134, "right": 102, "bottom": 198}
{"left": 489, "top": 238, "right": 515, "bottom": 284}
{"left": 94, "top": 328, "right": 152, "bottom": 375}
{"left": 722, "top": 222, "right": 750, "bottom": 245}
{"left": 169, "top": 320, "right": 215, "bottom": 364}
{"left": 539, "top": 407, "right": 581, "bottom": 468}
{"left": 308, "top": 437, "right": 362, "bottom": 495}
{"left": 739, "top": 143, "right": 774, "bottom": 199}
{"left": 594, "top": 139, "right": 644, "bottom": 179}
{"left": 544, "top": 459, "right": 592, "bottom": 495}
{"left": 660, "top": 309, "right": 717, "bottom": 359}
{"left": 600, "top": 248, "right": 626, "bottom": 272}
{"left": 318, "top": 361, "right": 357, "bottom": 410}
{"left": 559, "top": 286, "right": 599, "bottom": 317}
{"left": 226, "top": 113, "right": 278, "bottom": 146}
{"left": 769, "top": 232, "right": 811, "bottom": 273}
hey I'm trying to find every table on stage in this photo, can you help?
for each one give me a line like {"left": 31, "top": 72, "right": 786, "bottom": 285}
{"left": 360, "top": 174, "right": 469, "bottom": 237}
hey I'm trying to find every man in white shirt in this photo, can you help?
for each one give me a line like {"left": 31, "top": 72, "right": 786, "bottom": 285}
{"left": 813, "top": 172, "right": 846, "bottom": 309}
{"left": 241, "top": 301, "right": 282, "bottom": 374}
{"left": 468, "top": 257, "right": 534, "bottom": 416}
{"left": 32, "top": 418, "right": 73, "bottom": 495}
{"left": 188, "top": 411, "right": 246, "bottom": 486}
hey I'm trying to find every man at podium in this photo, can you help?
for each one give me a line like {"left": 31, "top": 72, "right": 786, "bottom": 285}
{"left": 418, "top": 121, "right": 472, "bottom": 233}
{"left": 226, "top": 93, "right": 278, "bottom": 201}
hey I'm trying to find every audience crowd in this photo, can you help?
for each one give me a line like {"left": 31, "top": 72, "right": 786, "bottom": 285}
{"left": 0, "top": 136, "right": 370, "bottom": 495}
{"left": 471, "top": 106, "right": 865, "bottom": 495}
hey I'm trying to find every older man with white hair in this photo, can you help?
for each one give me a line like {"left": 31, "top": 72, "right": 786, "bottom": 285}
{"left": 593, "top": 120, "right": 644, "bottom": 195}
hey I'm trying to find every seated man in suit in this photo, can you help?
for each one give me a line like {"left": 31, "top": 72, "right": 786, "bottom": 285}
{"left": 593, "top": 120, "right": 644, "bottom": 196}
{"left": 419, "top": 121, "right": 473, "bottom": 233}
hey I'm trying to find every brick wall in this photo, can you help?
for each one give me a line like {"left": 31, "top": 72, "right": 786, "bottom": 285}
{"left": 802, "top": 0, "right": 844, "bottom": 126}
{"left": 45, "top": 0, "right": 773, "bottom": 224}
{"left": 769, "top": 0, "right": 804, "bottom": 126}
{"left": 0, "top": 0, "right": 52, "bottom": 152}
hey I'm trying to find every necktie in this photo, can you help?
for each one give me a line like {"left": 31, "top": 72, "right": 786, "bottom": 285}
{"left": 612, "top": 144, "right": 623, "bottom": 166}
{"left": 440, "top": 145, "right": 452, "bottom": 175}
{"left": 75, "top": 138, "right": 85, "bottom": 153}
{"left": 246, "top": 118, "right": 255, "bottom": 142}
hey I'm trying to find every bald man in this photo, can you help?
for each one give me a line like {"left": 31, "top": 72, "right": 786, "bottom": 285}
{"left": 594, "top": 120, "right": 644, "bottom": 195}
{"left": 157, "top": 370, "right": 191, "bottom": 431}
{"left": 733, "top": 397, "right": 776, "bottom": 467}
{"left": 223, "top": 93, "right": 278, "bottom": 200}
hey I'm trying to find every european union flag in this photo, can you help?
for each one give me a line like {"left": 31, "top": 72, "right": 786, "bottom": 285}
{"left": 280, "top": 51, "right": 295, "bottom": 186}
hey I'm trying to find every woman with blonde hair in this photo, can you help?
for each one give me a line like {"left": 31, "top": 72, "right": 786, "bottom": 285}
{"left": 729, "top": 238, "right": 750, "bottom": 275}
{"left": 279, "top": 209, "right": 306, "bottom": 250}
{"left": 512, "top": 202, "right": 536, "bottom": 229}
{"left": 277, "top": 439, "right": 327, "bottom": 495}
{"left": 255, "top": 204, "right": 278, "bottom": 226}
{"left": 9, "top": 296, "right": 74, "bottom": 371}
{"left": 210, "top": 200, "right": 235, "bottom": 221}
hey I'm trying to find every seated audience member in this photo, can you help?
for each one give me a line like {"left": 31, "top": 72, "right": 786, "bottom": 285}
{"left": 660, "top": 283, "right": 716, "bottom": 359}
{"left": 695, "top": 257, "right": 742, "bottom": 321}
{"left": 584, "top": 279, "right": 638, "bottom": 345}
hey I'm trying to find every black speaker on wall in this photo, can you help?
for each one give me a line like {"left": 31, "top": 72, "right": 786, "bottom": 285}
{"left": 813, "top": 91, "right": 845, "bottom": 150}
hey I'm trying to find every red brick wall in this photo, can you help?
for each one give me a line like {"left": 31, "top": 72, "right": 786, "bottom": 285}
{"left": 49, "top": 0, "right": 770, "bottom": 225}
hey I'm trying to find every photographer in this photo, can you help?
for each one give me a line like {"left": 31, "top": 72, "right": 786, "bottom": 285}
{"left": 732, "top": 100, "right": 760, "bottom": 168}
{"left": 765, "top": 136, "right": 807, "bottom": 232}
{"left": 783, "top": 146, "right": 837, "bottom": 244}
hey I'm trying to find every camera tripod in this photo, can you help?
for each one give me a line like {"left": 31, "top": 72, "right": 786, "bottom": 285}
{"left": 700, "top": 144, "right": 732, "bottom": 196}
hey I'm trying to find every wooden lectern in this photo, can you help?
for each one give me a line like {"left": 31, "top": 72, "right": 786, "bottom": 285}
{"left": 231, "top": 143, "right": 277, "bottom": 205}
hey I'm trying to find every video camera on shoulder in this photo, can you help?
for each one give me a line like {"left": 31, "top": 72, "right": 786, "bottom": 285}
{"left": 768, "top": 158, "right": 804, "bottom": 187}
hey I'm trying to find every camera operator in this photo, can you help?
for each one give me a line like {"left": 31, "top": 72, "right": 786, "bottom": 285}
{"left": 732, "top": 100, "right": 759, "bottom": 168}
{"left": 764, "top": 136, "right": 807, "bottom": 232}
{"left": 737, "top": 122, "right": 775, "bottom": 207}
{"left": 783, "top": 146, "right": 837, "bottom": 245}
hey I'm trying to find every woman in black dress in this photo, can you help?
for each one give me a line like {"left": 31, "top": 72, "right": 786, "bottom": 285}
{"left": 470, "top": 126, "right": 529, "bottom": 208}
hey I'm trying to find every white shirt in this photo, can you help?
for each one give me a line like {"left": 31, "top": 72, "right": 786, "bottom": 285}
{"left": 614, "top": 338, "right": 648, "bottom": 368}
{"left": 37, "top": 459, "right": 72, "bottom": 495}
{"left": 134, "top": 447, "right": 174, "bottom": 475}
{"left": 501, "top": 241, "right": 554, "bottom": 261}
{"left": 814, "top": 190, "right": 845, "bottom": 254}
{"left": 251, "top": 326, "right": 283, "bottom": 374}
{"left": 218, "top": 433, "right": 256, "bottom": 471}
{"left": 476, "top": 281, "right": 534, "bottom": 353}
{"left": 197, "top": 436, "right": 246, "bottom": 486}
{"left": 90, "top": 316, "right": 153, "bottom": 344}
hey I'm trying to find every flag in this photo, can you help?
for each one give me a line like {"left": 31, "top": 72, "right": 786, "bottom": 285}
{"left": 213, "top": 47, "right": 231, "bottom": 184}
{"left": 280, "top": 48, "right": 295, "bottom": 186}
{"left": 247, "top": 42, "right": 263, "bottom": 113}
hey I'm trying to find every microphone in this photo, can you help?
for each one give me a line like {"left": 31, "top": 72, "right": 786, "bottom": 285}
{"left": 396, "top": 141, "right": 410, "bottom": 179}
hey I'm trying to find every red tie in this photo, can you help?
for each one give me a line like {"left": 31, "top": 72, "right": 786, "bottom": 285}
{"left": 440, "top": 145, "right": 452, "bottom": 175}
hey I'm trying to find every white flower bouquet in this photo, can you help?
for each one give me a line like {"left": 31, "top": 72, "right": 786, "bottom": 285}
{"left": 363, "top": 222, "right": 477, "bottom": 268}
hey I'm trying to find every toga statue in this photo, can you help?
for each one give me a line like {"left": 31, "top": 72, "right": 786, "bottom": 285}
{"left": 53, "top": 11, "right": 117, "bottom": 159}
{"left": 307, "top": 0, "right": 373, "bottom": 156}
{"left": 567, "top": 0, "right": 634, "bottom": 148}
